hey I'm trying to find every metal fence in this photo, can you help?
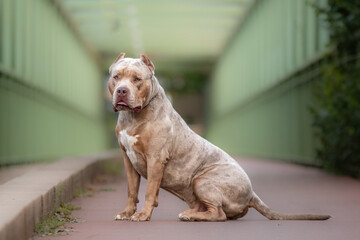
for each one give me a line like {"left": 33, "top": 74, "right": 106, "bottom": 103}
{"left": 0, "top": 0, "right": 109, "bottom": 165}
{"left": 207, "top": 0, "right": 329, "bottom": 165}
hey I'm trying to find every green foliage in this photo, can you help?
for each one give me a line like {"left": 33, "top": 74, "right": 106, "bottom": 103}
{"left": 35, "top": 202, "right": 80, "bottom": 236}
{"left": 101, "top": 186, "right": 116, "bottom": 192}
{"left": 35, "top": 216, "right": 66, "bottom": 236}
{"left": 315, "top": 0, "right": 360, "bottom": 61}
{"left": 161, "top": 72, "right": 207, "bottom": 93}
{"left": 74, "top": 188, "right": 93, "bottom": 198}
{"left": 312, "top": 0, "right": 360, "bottom": 178}
{"left": 312, "top": 63, "right": 360, "bottom": 176}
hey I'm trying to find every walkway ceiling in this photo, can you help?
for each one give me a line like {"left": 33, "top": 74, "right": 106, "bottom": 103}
{"left": 59, "top": 0, "right": 254, "bottom": 74}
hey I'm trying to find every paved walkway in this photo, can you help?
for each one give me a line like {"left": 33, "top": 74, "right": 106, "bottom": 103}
{"left": 0, "top": 163, "right": 47, "bottom": 185}
{"left": 35, "top": 158, "right": 360, "bottom": 240}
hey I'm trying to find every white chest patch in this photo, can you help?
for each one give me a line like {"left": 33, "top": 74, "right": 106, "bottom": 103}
{"left": 119, "top": 130, "right": 139, "bottom": 165}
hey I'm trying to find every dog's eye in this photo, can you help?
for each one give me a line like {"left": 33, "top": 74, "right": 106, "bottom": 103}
{"left": 134, "top": 77, "right": 142, "bottom": 82}
{"left": 113, "top": 75, "right": 119, "bottom": 80}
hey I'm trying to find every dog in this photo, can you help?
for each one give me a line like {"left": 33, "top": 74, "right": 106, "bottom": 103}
{"left": 108, "top": 53, "right": 331, "bottom": 222}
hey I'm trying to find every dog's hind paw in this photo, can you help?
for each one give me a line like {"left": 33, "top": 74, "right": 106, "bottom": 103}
{"left": 178, "top": 213, "right": 192, "bottom": 221}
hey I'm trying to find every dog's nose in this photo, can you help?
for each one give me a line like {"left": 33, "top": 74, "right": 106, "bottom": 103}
{"left": 117, "top": 87, "right": 128, "bottom": 96}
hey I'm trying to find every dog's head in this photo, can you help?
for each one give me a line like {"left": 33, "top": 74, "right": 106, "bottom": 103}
{"left": 108, "top": 53, "right": 157, "bottom": 113}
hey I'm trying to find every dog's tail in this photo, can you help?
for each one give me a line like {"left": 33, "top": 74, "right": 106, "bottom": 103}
{"left": 249, "top": 192, "right": 331, "bottom": 220}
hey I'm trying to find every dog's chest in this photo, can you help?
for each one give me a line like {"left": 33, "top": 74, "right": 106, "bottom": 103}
{"left": 119, "top": 130, "right": 147, "bottom": 176}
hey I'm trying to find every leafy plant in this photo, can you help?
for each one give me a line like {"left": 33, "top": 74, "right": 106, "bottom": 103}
{"left": 35, "top": 202, "right": 80, "bottom": 236}
{"left": 312, "top": 0, "right": 360, "bottom": 178}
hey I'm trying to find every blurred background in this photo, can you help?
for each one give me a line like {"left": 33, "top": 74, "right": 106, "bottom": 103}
{"left": 0, "top": 0, "right": 359, "bottom": 178}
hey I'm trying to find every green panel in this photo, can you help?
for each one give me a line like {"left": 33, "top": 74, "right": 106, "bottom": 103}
{"left": 0, "top": 0, "right": 109, "bottom": 165}
{"left": 207, "top": 73, "right": 320, "bottom": 165}
{"left": 207, "top": 0, "right": 328, "bottom": 165}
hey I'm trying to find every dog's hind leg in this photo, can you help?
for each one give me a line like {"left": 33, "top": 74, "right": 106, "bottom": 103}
{"left": 227, "top": 207, "right": 249, "bottom": 220}
{"left": 178, "top": 178, "right": 227, "bottom": 222}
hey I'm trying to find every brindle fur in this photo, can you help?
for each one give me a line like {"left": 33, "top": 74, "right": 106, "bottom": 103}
{"left": 108, "top": 53, "right": 331, "bottom": 222}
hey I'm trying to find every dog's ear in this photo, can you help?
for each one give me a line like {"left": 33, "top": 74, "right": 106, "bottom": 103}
{"left": 109, "top": 52, "right": 126, "bottom": 73}
{"left": 140, "top": 54, "right": 155, "bottom": 74}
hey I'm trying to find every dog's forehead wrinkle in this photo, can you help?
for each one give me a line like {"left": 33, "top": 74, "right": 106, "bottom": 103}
{"left": 113, "top": 61, "right": 149, "bottom": 77}
{"left": 116, "top": 58, "right": 143, "bottom": 67}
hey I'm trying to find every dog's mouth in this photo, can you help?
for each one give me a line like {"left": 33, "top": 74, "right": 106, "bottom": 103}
{"left": 113, "top": 101, "right": 142, "bottom": 113}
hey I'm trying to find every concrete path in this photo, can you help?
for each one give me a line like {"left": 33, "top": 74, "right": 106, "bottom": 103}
{"left": 36, "top": 158, "right": 360, "bottom": 240}
{"left": 0, "top": 163, "right": 47, "bottom": 185}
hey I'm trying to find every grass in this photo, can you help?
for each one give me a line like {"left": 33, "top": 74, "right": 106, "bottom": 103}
{"left": 34, "top": 202, "right": 81, "bottom": 236}
{"left": 74, "top": 188, "right": 94, "bottom": 198}
{"left": 34, "top": 158, "right": 122, "bottom": 236}
{"left": 74, "top": 186, "right": 116, "bottom": 199}
{"left": 101, "top": 186, "right": 115, "bottom": 192}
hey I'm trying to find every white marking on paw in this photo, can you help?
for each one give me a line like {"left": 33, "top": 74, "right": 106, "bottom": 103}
{"left": 178, "top": 213, "right": 190, "bottom": 221}
{"left": 115, "top": 214, "right": 129, "bottom": 220}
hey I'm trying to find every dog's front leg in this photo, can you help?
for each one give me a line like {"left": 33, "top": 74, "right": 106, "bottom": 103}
{"left": 130, "top": 157, "right": 165, "bottom": 221}
{"left": 115, "top": 154, "right": 140, "bottom": 220}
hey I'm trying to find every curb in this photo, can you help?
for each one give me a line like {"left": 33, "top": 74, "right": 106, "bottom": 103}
{"left": 0, "top": 150, "right": 122, "bottom": 240}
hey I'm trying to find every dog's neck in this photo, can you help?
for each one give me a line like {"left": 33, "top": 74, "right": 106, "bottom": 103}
{"left": 144, "top": 75, "right": 161, "bottom": 108}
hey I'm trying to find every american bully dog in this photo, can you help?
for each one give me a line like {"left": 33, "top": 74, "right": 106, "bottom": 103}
{"left": 108, "top": 53, "right": 330, "bottom": 222}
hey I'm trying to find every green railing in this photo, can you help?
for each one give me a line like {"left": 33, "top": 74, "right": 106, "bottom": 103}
{"left": 207, "top": 0, "right": 329, "bottom": 165}
{"left": 0, "top": 0, "right": 109, "bottom": 165}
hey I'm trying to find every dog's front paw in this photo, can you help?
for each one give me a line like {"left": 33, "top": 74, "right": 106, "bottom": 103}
{"left": 130, "top": 211, "right": 151, "bottom": 222}
{"left": 114, "top": 210, "right": 134, "bottom": 221}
